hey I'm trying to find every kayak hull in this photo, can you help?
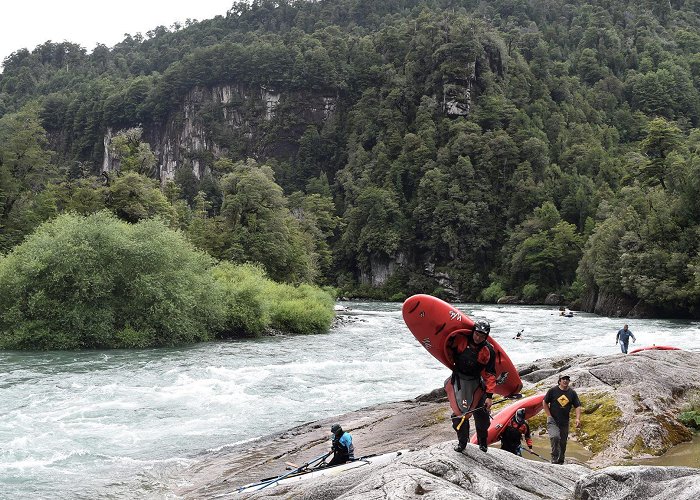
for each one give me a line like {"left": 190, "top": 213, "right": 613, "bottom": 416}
{"left": 470, "top": 394, "right": 545, "bottom": 445}
{"left": 402, "top": 294, "right": 522, "bottom": 401}
{"left": 235, "top": 450, "right": 406, "bottom": 494}
{"left": 629, "top": 345, "right": 681, "bottom": 354}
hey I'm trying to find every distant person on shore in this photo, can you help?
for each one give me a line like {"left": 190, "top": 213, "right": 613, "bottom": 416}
{"left": 327, "top": 424, "right": 354, "bottom": 466}
{"left": 448, "top": 319, "right": 496, "bottom": 454}
{"left": 543, "top": 374, "right": 581, "bottom": 464}
{"left": 616, "top": 324, "right": 636, "bottom": 354}
{"left": 499, "top": 408, "right": 533, "bottom": 456}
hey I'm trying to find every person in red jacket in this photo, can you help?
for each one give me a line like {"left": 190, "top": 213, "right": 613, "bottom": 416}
{"left": 448, "top": 319, "right": 497, "bottom": 453}
{"left": 499, "top": 408, "right": 533, "bottom": 455}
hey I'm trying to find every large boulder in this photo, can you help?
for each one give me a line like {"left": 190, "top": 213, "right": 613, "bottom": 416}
{"left": 574, "top": 466, "right": 700, "bottom": 499}
{"left": 173, "top": 351, "right": 700, "bottom": 498}
{"left": 520, "top": 350, "right": 700, "bottom": 467}
{"left": 235, "top": 444, "right": 700, "bottom": 499}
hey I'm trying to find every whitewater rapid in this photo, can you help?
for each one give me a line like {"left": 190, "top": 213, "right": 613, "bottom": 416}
{"left": 1, "top": 301, "right": 698, "bottom": 498}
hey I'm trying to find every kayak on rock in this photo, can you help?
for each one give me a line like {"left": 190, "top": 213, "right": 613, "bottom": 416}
{"left": 234, "top": 450, "right": 407, "bottom": 495}
{"left": 629, "top": 345, "right": 681, "bottom": 354}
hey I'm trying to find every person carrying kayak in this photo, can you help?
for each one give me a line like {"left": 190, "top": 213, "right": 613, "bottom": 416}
{"left": 448, "top": 319, "right": 496, "bottom": 453}
{"left": 327, "top": 424, "right": 355, "bottom": 466}
{"left": 499, "top": 408, "right": 533, "bottom": 456}
{"left": 616, "top": 324, "right": 636, "bottom": 354}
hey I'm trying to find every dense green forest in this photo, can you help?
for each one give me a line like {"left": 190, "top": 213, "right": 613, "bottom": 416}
{"left": 1, "top": 0, "right": 700, "bottom": 318}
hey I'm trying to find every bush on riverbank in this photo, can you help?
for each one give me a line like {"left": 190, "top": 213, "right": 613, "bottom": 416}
{"left": 267, "top": 282, "right": 336, "bottom": 334}
{"left": 0, "top": 213, "right": 337, "bottom": 349}
{"left": 0, "top": 212, "right": 222, "bottom": 349}
{"left": 211, "top": 262, "right": 335, "bottom": 337}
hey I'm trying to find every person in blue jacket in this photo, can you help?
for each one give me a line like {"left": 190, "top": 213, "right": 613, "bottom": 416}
{"left": 328, "top": 424, "right": 355, "bottom": 465}
{"left": 616, "top": 324, "right": 636, "bottom": 354}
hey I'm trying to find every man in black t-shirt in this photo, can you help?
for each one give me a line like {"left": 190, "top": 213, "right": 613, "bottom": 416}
{"left": 543, "top": 374, "right": 581, "bottom": 464}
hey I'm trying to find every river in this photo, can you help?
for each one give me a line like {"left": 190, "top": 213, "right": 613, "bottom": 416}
{"left": 1, "top": 301, "right": 699, "bottom": 498}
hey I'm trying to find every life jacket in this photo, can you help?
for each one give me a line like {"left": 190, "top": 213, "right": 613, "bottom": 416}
{"left": 453, "top": 339, "right": 493, "bottom": 377}
{"left": 500, "top": 418, "right": 532, "bottom": 448}
{"left": 332, "top": 432, "right": 355, "bottom": 460}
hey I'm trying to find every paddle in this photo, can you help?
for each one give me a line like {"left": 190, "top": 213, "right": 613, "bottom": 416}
{"left": 237, "top": 451, "right": 332, "bottom": 493}
{"left": 523, "top": 447, "right": 548, "bottom": 462}
{"left": 451, "top": 393, "right": 523, "bottom": 426}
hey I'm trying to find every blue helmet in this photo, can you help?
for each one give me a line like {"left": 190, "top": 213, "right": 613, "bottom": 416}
{"left": 515, "top": 408, "right": 526, "bottom": 424}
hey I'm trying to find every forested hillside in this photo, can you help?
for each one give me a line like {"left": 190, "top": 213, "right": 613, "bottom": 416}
{"left": 1, "top": 0, "right": 700, "bottom": 317}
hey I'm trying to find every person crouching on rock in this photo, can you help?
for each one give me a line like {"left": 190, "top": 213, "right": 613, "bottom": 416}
{"left": 328, "top": 424, "right": 355, "bottom": 466}
{"left": 499, "top": 408, "right": 533, "bottom": 456}
{"left": 448, "top": 319, "right": 496, "bottom": 453}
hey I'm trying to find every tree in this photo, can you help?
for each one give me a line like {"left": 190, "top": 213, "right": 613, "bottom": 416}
{"left": 108, "top": 127, "right": 158, "bottom": 177}
{"left": 106, "top": 172, "right": 176, "bottom": 224}
{"left": 639, "top": 118, "right": 683, "bottom": 189}
{"left": 219, "top": 159, "right": 318, "bottom": 283}
{"left": 0, "top": 212, "right": 223, "bottom": 349}
{"left": 0, "top": 105, "right": 55, "bottom": 251}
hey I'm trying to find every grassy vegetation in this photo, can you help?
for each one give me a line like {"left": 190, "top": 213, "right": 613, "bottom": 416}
{"left": 576, "top": 392, "right": 623, "bottom": 454}
{"left": 678, "top": 389, "right": 700, "bottom": 430}
{"left": 0, "top": 213, "right": 336, "bottom": 350}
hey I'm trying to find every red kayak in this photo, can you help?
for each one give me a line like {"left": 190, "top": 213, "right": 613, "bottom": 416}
{"left": 470, "top": 394, "right": 545, "bottom": 445}
{"left": 629, "top": 345, "right": 681, "bottom": 354}
{"left": 402, "top": 294, "right": 522, "bottom": 408}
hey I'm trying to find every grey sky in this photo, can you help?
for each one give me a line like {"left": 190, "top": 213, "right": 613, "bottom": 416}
{"left": 1, "top": 1, "right": 235, "bottom": 69}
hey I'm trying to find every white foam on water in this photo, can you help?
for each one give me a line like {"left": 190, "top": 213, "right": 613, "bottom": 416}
{"left": 1, "top": 302, "right": 699, "bottom": 498}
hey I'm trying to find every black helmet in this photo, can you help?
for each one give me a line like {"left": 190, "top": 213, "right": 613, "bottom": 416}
{"left": 330, "top": 424, "right": 342, "bottom": 436}
{"left": 515, "top": 408, "right": 526, "bottom": 424}
{"left": 473, "top": 319, "right": 490, "bottom": 336}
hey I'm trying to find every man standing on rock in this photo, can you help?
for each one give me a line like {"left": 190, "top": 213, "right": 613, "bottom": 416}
{"left": 616, "top": 324, "right": 636, "bottom": 354}
{"left": 448, "top": 319, "right": 496, "bottom": 453}
{"left": 543, "top": 374, "right": 581, "bottom": 464}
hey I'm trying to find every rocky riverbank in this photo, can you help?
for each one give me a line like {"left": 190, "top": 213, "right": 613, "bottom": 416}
{"left": 175, "top": 350, "right": 700, "bottom": 498}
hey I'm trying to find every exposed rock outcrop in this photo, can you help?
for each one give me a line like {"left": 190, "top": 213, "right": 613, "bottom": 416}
{"left": 173, "top": 351, "right": 700, "bottom": 499}
{"left": 103, "top": 84, "right": 338, "bottom": 183}
{"left": 237, "top": 444, "right": 700, "bottom": 499}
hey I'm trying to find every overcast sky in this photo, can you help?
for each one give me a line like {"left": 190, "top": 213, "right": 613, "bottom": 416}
{"left": 1, "top": 1, "right": 236, "bottom": 69}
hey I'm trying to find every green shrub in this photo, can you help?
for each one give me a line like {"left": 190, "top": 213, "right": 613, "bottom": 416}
{"left": 0, "top": 212, "right": 222, "bottom": 349}
{"left": 210, "top": 262, "right": 335, "bottom": 337}
{"left": 266, "top": 283, "right": 335, "bottom": 335}
{"left": 481, "top": 281, "right": 506, "bottom": 303}
{"left": 522, "top": 283, "right": 540, "bottom": 302}
{"left": 210, "top": 262, "right": 269, "bottom": 337}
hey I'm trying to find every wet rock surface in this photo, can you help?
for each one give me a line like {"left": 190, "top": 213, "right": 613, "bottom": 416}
{"left": 174, "top": 351, "right": 700, "bottom": 498}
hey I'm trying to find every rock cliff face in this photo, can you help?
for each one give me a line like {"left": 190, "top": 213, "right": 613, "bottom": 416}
{"left": 173, "top": 351, "right": 700, "bottom": 499}
{"left": 103, "top": 84, "right": 338, "bottom": 182}
{"left": 580, "top": 289, "right": 662, "bottom": 318}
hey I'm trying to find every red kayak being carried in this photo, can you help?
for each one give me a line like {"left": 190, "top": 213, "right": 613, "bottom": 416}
{"left": 470, "top": 394, "right": 544, "bottom": 445}
{"left": 629, "top": 345, "right": 681, "bottom": 354}
{"left": 402, "top": 294, "right": 522, "bottom": 416}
